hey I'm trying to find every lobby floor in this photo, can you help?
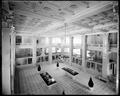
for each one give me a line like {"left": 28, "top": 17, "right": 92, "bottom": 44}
{"left": 14, "top": 62, "right": 116, "bottom": 95}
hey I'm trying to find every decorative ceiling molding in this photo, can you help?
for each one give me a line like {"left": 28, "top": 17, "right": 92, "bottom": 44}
{"left": 72, "top": 22, "right": 92, "bottom": 29}
{"left": 15, "top": 9, "right": 65, "bottom": 22}
{"left": 22, "top": 17, "right": 32, "bottom": 30}
{"left": 2, "top": 1, "right": 10, "bottom": 12}
{"left": 35, "top": 22, "right": 65, "bottom": 34}
{"left": 2, "top": 1, "right": 15, "bottom": 28}
{"left": 43, "top": 1, "right": 113, "bottom": 35}
{"left": 46, "top": 1, "right": 75, "bottom": 16}
{"left": 65, "top": 1, "right": 113, "bottom": 23}
{"left": 4, "top": 1, "right": 118, "bottom": 37}
{"left": 93, "top": 22, "right": 117, "bottom": 30}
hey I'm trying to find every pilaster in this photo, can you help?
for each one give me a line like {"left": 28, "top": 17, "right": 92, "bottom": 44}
{"left": 69, "top": 36, "right": 73, "bottom": 66}
{"left": 49, "top": 37, "right": 52, "bottom": 64}
{"left": 102, "top": 33, "right": 109, "bottom": 78}
{"left": 81, "top": 35, "right": 87, "bottom": 72}
{"left": 32, "top": 36, "right": 37, "bottom": 64}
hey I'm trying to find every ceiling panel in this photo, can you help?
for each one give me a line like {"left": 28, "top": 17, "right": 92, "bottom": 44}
{"left": 37, "top": 21, "right": 52, "bottom": 28}
{"left": 26, "top": 18, "right": 41, "bottom": 27}
{"left": 3, "top": 1, "right": 118, "bottom": 36}
{"left": 47, "top": 1, "right": 71, "bottom": 8}
{"left": 14, "top": 14, "right": 27, "bottom": 25}
{"left": 72, "top": 6, "right": 118, "bottom": 29}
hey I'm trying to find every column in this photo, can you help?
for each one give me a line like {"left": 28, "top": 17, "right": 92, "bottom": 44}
{"left": 69, "top": 36, "right": 73, "bottom": 66}
{"left": 41, "top": 48, "right": 45, "bottom": 56}
{"left": 61, "top": 36, "right": 65, "bottom": 54}
{"left": 48, "top": 37, "right": 52, "bottom": 64}
{"left": 10, "top": 26, "right": 15, "bottom": 94}
{"left": 81, "top": 35, "right": 87, "bottom": 72}
{"left": 32, "top": 36, "right": 37, "bottom": 65}
{"left": 2, "top": 28, "right": 11, "bottom": 94}
{"left": 116, "top": 31, "right": 119, "bottom": 94}
{"left": 102, "top": 33, "right": 109, "bottom": 78}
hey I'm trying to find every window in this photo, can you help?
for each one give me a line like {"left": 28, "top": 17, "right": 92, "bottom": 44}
{"left": 87, "top": 62, "right": 90, "bottom": 68}
{"left": 72, "top": 57, "right": 75, "bottom": 63}
{"left": 45, "top": 48, "right": 49, "bottom": 54}
{"left": 87, "top": 34, "right": 103, "bottom": 45}
{"left": 64, "top": 48, "right": 69, "bottom": 53}
{"left": 45, "top": 56, "right": 48, "bottom": 61}
{"left": 56, "top": 48, "right": 61, "bottom": 52}
{"left": 41, "top": 57, "right": 44, "bottom": 62}
{"left": 36, "top": 48, "right": 42, "bottom": 56}
{"left": 109, "top": 33, "right": 117, "bottom": 48}
{"left": 109, "top": 52, "right": 117, "bottom": 63}
{"left": 23, "top": 36, "right": 32, "bottom": 44}
{"left": 52, "top": 55, "right": 55, "bottom": 60}
{"left": 52, "top": 47, "right": 56, "bottom": 53}
{"left": 65, "top": 37, "right": 70, "bottom": 45}
{"left": 73, "top": 36, "right": 82, "bottom": 46}
{"left": 46, "top": 37, "right": 49, "bottom": 45}
{"left": 73, "top": 49, "right": 81, "bottom": 55}
{"left": 86, "top": 50, "right": 102, "bottom": 63}
{"left": 37, "top": 37, "right": 46, "bottom": 45}
{"left": 52, "top": 37, "right": 61, "bottom": 45}
{"left": 16, "top": 35, "right": 22, "bottom": 45}
{"left": 79, "top": 60, "right": 82, "bottom": 65}
{"left": 16, "top": 48, "right": 33, "bottom": 58}
{"left": 76, "top": 59, "right": 78, "bottom": 64}
{"left": 87, "top": 50, "right": 91, "bottom": 58}
{"left": 97, "top": 64, "right": 102, "bottom": 73}
{"left": 63, "top": 37, "right": 70, "bottom": 45}
{"left": 91, "top": 62, "right": 95, "bottom": 69}
{"left": 37, "top": 57, "right": 40, "bottom": 63}
{"left": 28, "top": 58, "right": 32, "bottom": 64}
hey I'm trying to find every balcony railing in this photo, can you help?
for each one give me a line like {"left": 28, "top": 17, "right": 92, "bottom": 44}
{"left": 87, "top": 44, "right": 103, "bottom": 47}
{"left": 109, "top": 44, "right": 117, "bottom": 48}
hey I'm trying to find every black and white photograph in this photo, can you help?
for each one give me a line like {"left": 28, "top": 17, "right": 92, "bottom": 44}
{"left": 1, "top": 0, "right": 119, "bottom": 95}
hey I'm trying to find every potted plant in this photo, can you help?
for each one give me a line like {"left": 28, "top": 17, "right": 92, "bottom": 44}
{"left": 88, "top": 77, "right": 94, "bottom": 91}
{"left": 37, "top": 65, "right": 41, "bottom": 72}
{"left": 57, "top": 62, "right": 59, "bottom": 68}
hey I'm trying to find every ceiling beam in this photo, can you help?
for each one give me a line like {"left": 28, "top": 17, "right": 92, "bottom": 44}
{"left": 99, "top": 13, "right": 114, "bottom": 22}
{"left": 65, "top": 1, "right": 113, "bottom": 23}
{"left": 93, "top": 22, "right": 117, "bottom": 30}
{"left": 35, "top": 22, "right": 65, "bottom": 34}
{"left": 46, "top": 1, "right": 74, "bottom": 15}
{"left": 72, "top": 22, "right": 92, "bottom": 29}
{"left": 14, "top": 24, "right": 34, "bottom": 30}
{"left": 43, "top": 1, "right": 113, "bottom": 34}
{"left": 30, "top": 21, "right": 45, "bottom": 32}
{"left": 14, "top": 9, "right": 65, "bottom": 22}
{"left": 22, "top": 17, "right": 32, "bottom": 30}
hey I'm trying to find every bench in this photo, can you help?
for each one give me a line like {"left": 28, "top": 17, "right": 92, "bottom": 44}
{"left": 62, "top": 67, "right": 79, "bottom": 79}
{"left": 40, "top": 72, "right": 57, "bottom": 89}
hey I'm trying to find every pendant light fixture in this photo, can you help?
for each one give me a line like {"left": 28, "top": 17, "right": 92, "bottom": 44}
{"left": 64, "top": 23, "right": 67, "bottom": 45}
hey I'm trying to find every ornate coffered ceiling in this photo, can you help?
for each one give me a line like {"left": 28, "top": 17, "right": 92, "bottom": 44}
{"left": 2, "top": 0, "right": 118, "bottom": 36}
